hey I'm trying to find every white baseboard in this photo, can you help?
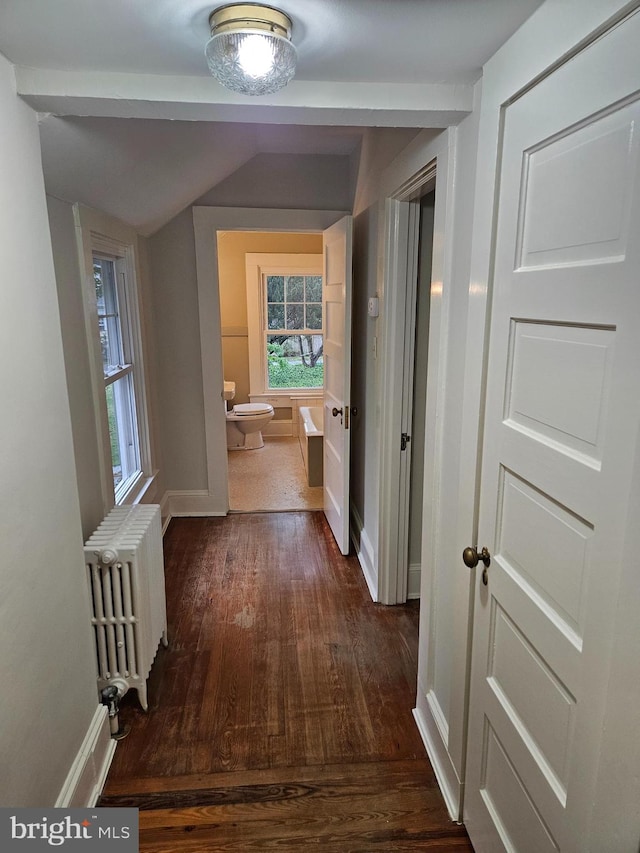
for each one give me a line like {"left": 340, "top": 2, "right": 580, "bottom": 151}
{"left": 413, "top": 694, "right": 462, "bottom": 822}
{"left": 408, "top": 562, "right": 422, "bottom": 599}
{"left": 163, "top": 490, "right": 228, "bottom": 518}
{"left": 350, "top": 506, "right": 378, "bottom": 602}
{"left": 56, "top": 705, "right": 116, "bottom": 808}
{"left": 159, "top": 490, "right": 171, "bottom": 533}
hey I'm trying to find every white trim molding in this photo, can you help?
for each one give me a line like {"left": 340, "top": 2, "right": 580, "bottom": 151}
{"left": 73, "top": 204, "right": 155, "bottom": 515}
{"left": 193, "top": 207, "right": 347, "bottom": 514}
{"left": 245, "top": 252, "right": 323, "bottom": 398}
{"left": 350, "top": 504, "right": 377, "bottom": 602}
{"left": 413, "top": 702, "right": 461, "bottom": 822}
{"left": 376, "top": 128, "right": 455, "bottom": 605}
{"left": 15, "top": 67, "right": 473, "bottom": 129}
{"left": 407, "top": 563, "right": 421, "bottom": 599}
{"left": 163, "top": 490, "right": 228, "bottom": 518}
{"left": 55, "top": 705, "right": 115, "bottom": 808}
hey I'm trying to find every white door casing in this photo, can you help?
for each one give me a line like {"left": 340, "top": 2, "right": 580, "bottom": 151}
{"left": 377, "top": 129, "right": 454, "bottom": 606}
{"left": 464, "top": 10, "right": 640, "bottom": 853}
{"left": 192, "top": 207, "right": 346, "bottom": 517}
{"left": 323, "top": 216, "right": 353, "bottom": 555}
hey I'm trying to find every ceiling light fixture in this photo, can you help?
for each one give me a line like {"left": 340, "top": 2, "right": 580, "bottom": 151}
{"left": 205, "top": 3, "right": 297, "bottom": 96}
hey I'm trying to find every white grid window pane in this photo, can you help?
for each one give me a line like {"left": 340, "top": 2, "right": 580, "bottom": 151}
{"left": 264, "top": 273, "right": 324, "bottom": 390}
{"left": 94, "top": 253, "right": 142, "bottom": 498}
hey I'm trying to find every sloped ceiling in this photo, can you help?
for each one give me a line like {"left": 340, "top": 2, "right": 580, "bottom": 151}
{"left": 38, "top": 117, "right": 371, "bottom": 234}
{"left": 0, "top": 0, "right": 544, "bottom": 234}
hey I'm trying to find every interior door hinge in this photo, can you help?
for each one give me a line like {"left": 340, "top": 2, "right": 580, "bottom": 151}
{"left": 401, "top": 432, "right": 411, "bottom": 451}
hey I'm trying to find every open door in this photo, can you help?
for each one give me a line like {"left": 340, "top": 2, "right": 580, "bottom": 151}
{"left": 464, "top": 14, "right": 640, "bottom": 852}
{"left": 322, "top": 216, "right": 353, "bottom": 554}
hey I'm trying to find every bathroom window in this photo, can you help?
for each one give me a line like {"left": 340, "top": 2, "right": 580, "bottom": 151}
{"left": 265, "top": 274, "right": 323, "bottom": 389}
{"left": 245, "top": 253, "right": 324, "bottom": 396}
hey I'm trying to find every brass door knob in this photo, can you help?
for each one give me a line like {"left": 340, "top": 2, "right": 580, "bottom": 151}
{"left": 462, "top": 546, "right": 491, "bottom": 569}
{"left": 332, "top": 407, "right": 343, "bottom": 417}
{"left": 463, "top": 546, "right": 491, "bottom": 586}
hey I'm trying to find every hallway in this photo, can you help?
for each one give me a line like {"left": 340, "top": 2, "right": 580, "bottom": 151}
{"left": 100, "top": 512, "right": 472, "bottom": 851}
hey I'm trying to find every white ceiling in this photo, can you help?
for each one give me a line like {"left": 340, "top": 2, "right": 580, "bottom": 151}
{"left": 0, "top": 0, "right": 543, "bottom": 84}
{"left": 0, "top": 0, "right": 545, "bottom": 234}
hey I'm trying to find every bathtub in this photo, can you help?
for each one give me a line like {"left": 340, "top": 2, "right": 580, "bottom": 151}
{"left": 298, "top": 406, "right": 323, "bottom": 487}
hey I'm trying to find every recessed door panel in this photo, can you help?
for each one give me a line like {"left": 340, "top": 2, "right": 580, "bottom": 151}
{"left": 497, "top": 470, "right": 592, "bottom": 640}
{"left": 488, "top": 603, "right": 576, "bottom": 792}
{"left": 517, "top": 105, "right": 639, "bottom": 269}
{"left": 480, "top": 721, "right": 560, "bottom": 853}
{"left": 324, "top": 299, "right": 345, "bottom": 351}
{"left": 505, "top": 322, "right": 613, "bottom": 464}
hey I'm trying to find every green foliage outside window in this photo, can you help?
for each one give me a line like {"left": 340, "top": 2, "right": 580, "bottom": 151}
{"left": 266, "top": 273, "right": 324, "bottom": 389}
{"left": 267, "top": 340, "right": 323, "bottom": 388}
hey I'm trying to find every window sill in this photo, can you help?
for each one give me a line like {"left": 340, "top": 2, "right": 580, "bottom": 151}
{"left": 250, "top": 391, "right": 323, "bottom": 405}
{"left": 117, "top": 470, "right": 159, "bottom": 507}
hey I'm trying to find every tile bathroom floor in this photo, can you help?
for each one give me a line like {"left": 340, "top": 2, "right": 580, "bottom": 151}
{"left": 227, "top": 436, "right": 323, "bottom": 512}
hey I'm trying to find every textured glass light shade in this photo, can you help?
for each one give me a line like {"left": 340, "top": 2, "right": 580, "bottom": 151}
{"left": 205, "top": 29, "right": 297, "bottom": 96}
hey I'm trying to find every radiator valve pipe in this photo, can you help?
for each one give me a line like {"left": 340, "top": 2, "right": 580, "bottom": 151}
{"left": 100, "top": 685, "right": 130, "bottom": 740}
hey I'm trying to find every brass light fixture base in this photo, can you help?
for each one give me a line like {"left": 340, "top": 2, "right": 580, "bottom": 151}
{"left": 209, "top": 4, "right": 292, "bottom": 39}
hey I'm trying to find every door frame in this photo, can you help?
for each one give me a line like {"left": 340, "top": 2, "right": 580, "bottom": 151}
{"left": 377, "top": 129, "right": 455, "bottom": 605}
{"left": 192, "top": 206, "right": 346, "bottom": 516}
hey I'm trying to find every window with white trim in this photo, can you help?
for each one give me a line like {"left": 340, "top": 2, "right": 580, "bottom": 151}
{"left": 80, "top": 224, "right": 153, "bottom": 514}
{"left": 93, "top": 254, "right": 142, "bottom": 497}
{"left": 75, "top": 205, "right": 154, "bottom": 511}
{"left": 265, "top": 273, "right": 323, "bottom": 390}
{"left": 245, "top": 253, "right": 323, "bottom": 396}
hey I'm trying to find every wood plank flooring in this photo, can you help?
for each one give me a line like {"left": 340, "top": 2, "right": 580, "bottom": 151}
{"left": 100, "top": 512, "right": 473, "bottom": 851}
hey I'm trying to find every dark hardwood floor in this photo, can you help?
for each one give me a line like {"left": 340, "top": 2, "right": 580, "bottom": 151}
{"left": 100, "top": 512, "right": 473, "bottom": 851}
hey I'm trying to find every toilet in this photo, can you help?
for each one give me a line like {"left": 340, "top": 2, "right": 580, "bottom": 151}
{"left": 224, "top": 381, "right": 274, "bottom": 450}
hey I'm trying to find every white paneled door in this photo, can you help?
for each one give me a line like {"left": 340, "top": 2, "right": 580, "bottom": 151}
{"left": 322, "top": 216, "right": 353, "bottom": 555}
{"left": 464, "top": 12, "right": 640, "bottom": 853}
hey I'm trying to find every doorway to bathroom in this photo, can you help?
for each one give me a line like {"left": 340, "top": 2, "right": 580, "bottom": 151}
{"left": 216, "top": 229, "right": 325, "bottom": 512}
{"left": 227, "top": 438, "right": 323, "bottom": 511}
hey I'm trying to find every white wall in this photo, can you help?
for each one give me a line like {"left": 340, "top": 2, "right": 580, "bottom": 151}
{"left": 0, "top": 52, "right": 99, "bottom": 805}
{"left": 197, "top": 153, "right": 355, "bottom": 212}
{"left": 149, "top": 208, "right": 209, "bottom": 493}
